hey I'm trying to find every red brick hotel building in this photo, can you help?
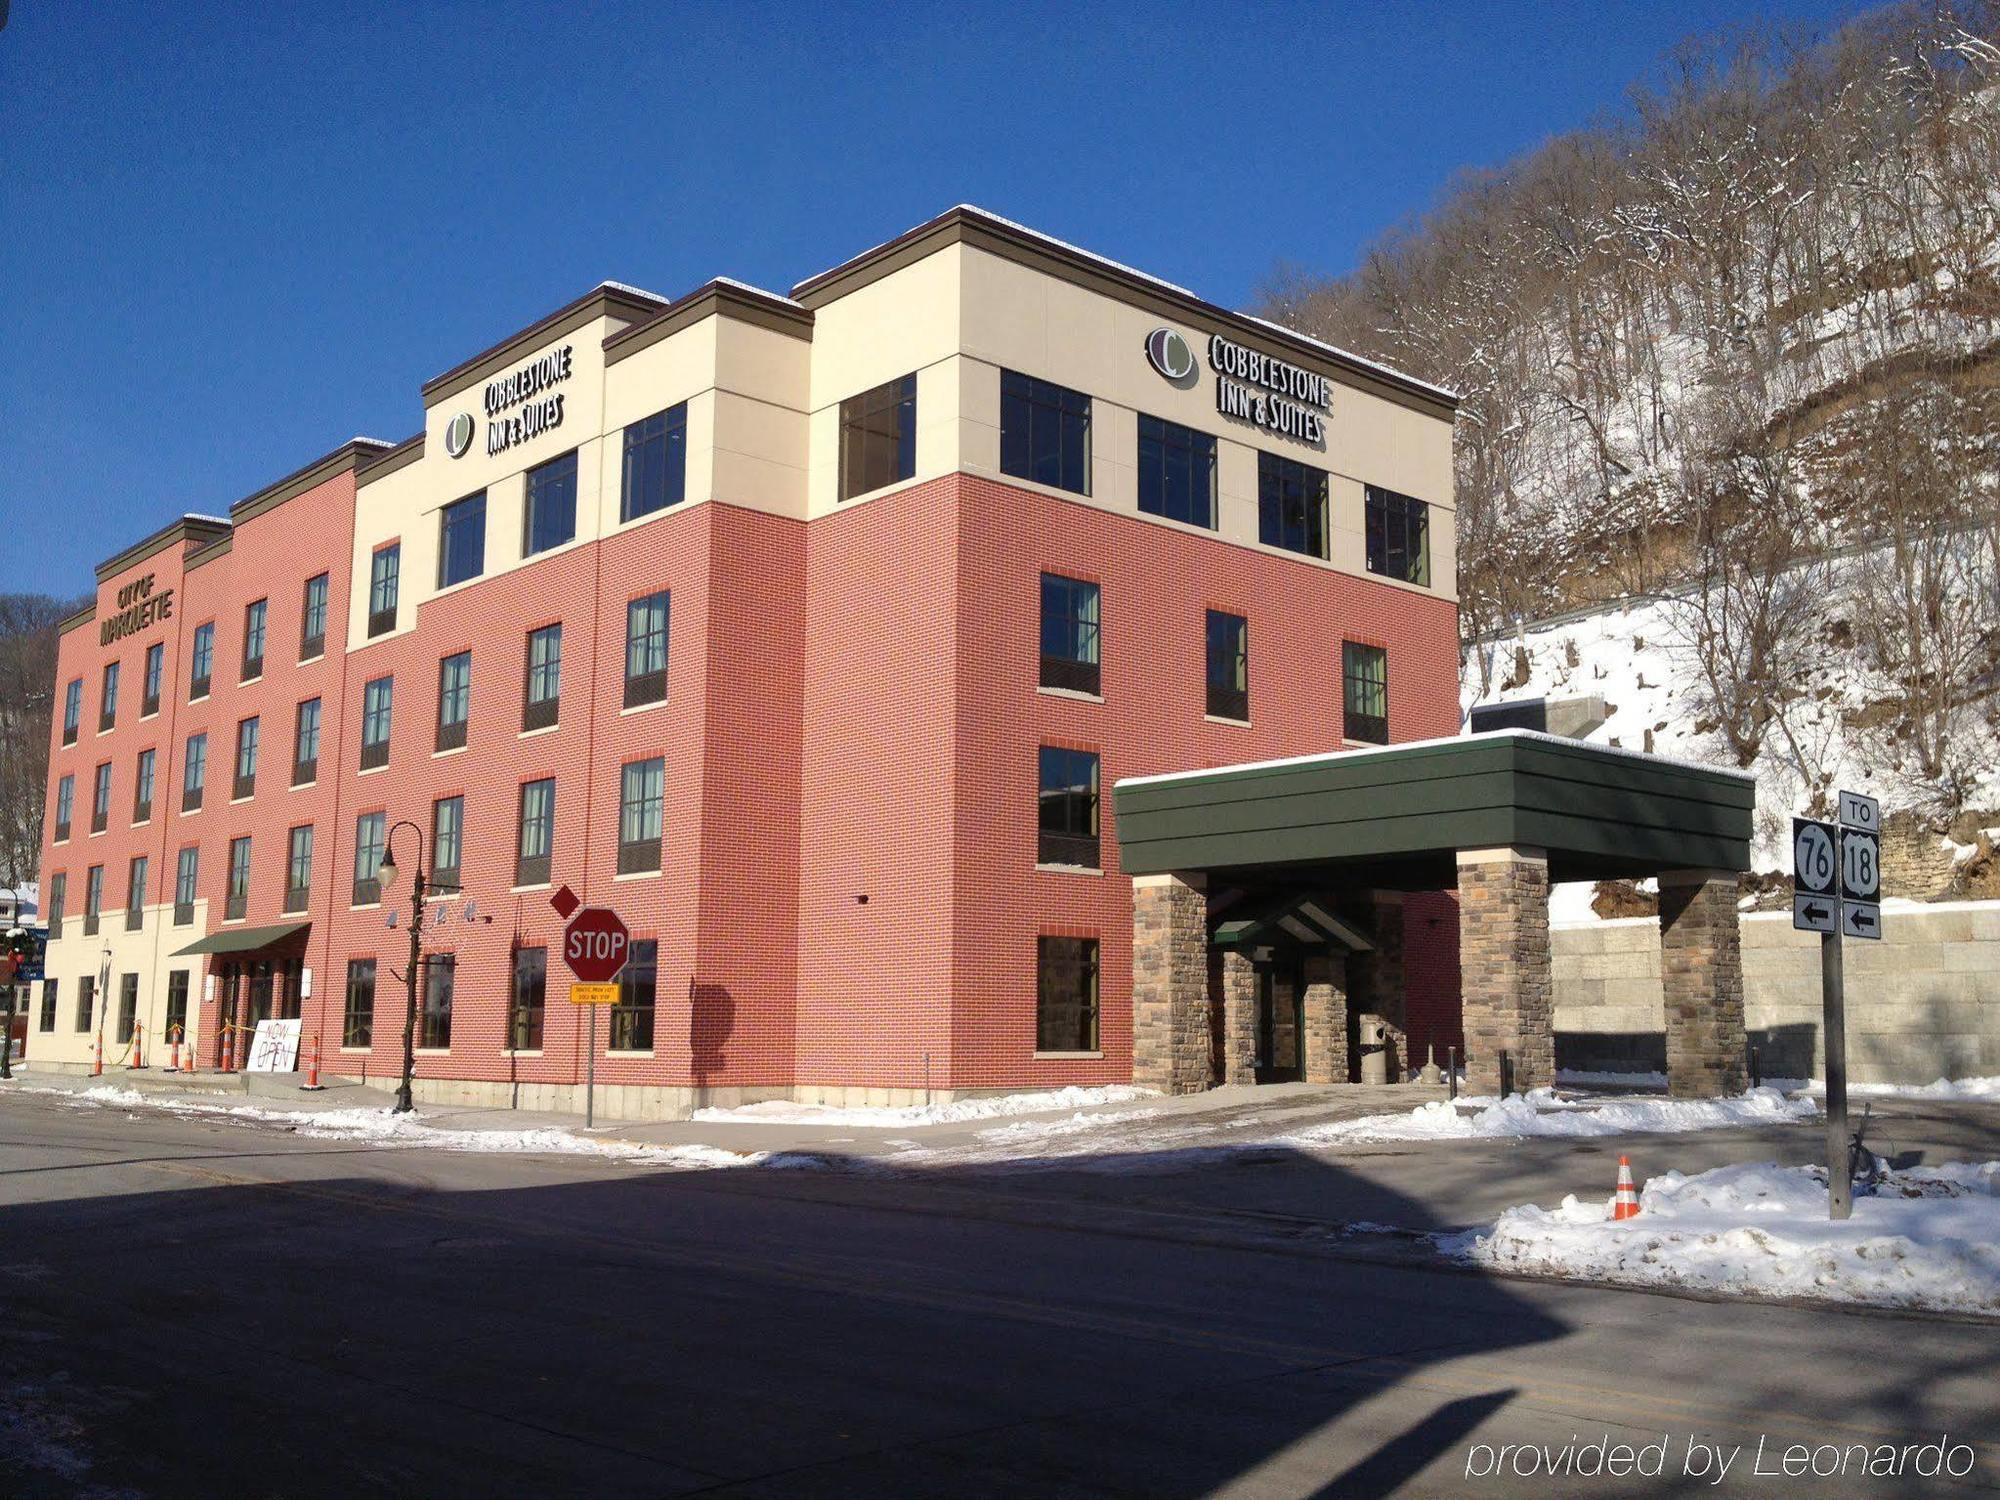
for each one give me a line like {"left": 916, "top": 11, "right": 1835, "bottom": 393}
{"left": 34, "top": 207, "right": 1459, "bottom": 1115}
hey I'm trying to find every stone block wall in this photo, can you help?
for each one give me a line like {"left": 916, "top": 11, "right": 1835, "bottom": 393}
{"left": 1132, "top": 875, "right": 1213, "bottom": 1095}
{"left": 1658, "top": 871, "right": 1747, "bottom": 1097}
{"left": 1457, "top": 848, "right": 1554, "bottom": 1095}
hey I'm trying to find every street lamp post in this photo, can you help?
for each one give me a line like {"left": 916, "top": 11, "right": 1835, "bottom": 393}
{"left": 378, "top": 821, "right": 460, "bottom": 1114}
{"left": 0, "top": 884, "right": 19, "bottom": 1081}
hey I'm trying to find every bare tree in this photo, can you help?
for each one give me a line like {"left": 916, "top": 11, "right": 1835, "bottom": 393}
{"left": 0, "top": 594, "right": 85, "bottom": 891}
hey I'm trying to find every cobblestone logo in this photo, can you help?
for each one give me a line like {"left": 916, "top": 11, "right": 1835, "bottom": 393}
{"left": 1145, "top": 326, "right": 1196, "bottom": 383}
{"left": 444, "top": 411, "right": 475, "bottom": 459}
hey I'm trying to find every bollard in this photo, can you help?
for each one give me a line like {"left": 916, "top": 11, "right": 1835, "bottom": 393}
{"left": 221, "top": 1024, "right": 234, "bottom": 1074}
{"left": 1498, "top": 1048, "right": 1514, "bottom": 1100}
{"left": 168, "top": 1026, "right": 181, "bottom": 1075}
{"left": 1749, "top": 1043, "right": 1762, "bottom": 1090}
{"left": 1447, "top": 1045, "right": 1458, "bottom": 1101}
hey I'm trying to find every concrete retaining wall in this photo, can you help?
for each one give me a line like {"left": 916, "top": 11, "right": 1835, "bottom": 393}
{"left": 1553, "top": 901, "right": 2000, "bottom": 1084}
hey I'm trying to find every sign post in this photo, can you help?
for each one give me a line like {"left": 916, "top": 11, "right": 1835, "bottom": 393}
{"left": 562, "top": 906, "right": 630, "bottom": 1130}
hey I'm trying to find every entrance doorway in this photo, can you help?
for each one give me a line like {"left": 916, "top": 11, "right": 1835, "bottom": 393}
{"left": 1254, "top": 960, "right": 1304, "bottom": 1084}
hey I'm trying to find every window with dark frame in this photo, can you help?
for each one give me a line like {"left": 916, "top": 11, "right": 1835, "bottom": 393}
{"left": 189, "top": 622, "right": 214, "bottom": 699}
{"left": 360, "top": 676, "right": 393, "bottom": 770}
{"left": 1364, "top": 486, "right": 1431, "bottom": 588}
{"left": 182, "top": 732, "right": 206, "bottom": 811}
{"left": 522, "top": 624, "right": 561, "bottom": 731}
{"left": 40, "top": 977, "right": 58, "bottom": 1033}
{"left": 436, "top": 651, "right": 471, "bottom": 751}
{"left": 610, "top": 938, "right": 656, "bottom": 1052}
{"left": 1343, "top": 641, "right": 1389, "bottom": 745}
{"left": 1258, "top": 452, "right": 1329, "bottom": 559}
{"left": 117, "top": 973, "right": 138, "bottom": 1044}
{"left": 293, "top": 697, "right": 321, "bottom": 785}
{"left": 432, "top": 795, "right": 463, "bottom": 890}
{"left": 1036, "top": 936, "right": 1100, "bottom": 1053}
{"left": 99, "top": 661, "right": 118, "bottom": 732}
{"left": 421, "top": 954, "right": 454, "bottom": 1050}
{"left": 1036, "top": 746, "right": 1101, "bottom": 869}
{"left": 91, "top": 762, "right": 110, "bottom": 833}
{"left": 63, "top": 678, "right": 81, "bottom": 744}
{"left": 1038, "top": 573, "right": 1101, "bottom": 696}
{"left": 225, "top": 837, "right": 251, "bottom": 921}
{"left": 523, "top": 451, "right": 578, "bottom": 556}
{"left": 76, "top": 974, "right": 95, "bottom": 1033}
{"left": 623, "top": 592, "right": 669, "bottom": 708}
{"left": 352, "top": 811, "right": 385, "bottom": 905}
{"left": 84, "top": 865, "right": 102, "bottom": 936}
{"left": 46, "top": 872, "right": 66, "bottom": 932}
{"left": 620, "top": 405, "right": 688, "bottom": 522}
{"left": 510, "top": 946, "right": 546, "bottom": 1052}
{"left": 54, "top": 774, "right": 72, "bottom": 841}
{"left": 284, "top": 824, "right": 314, "bottom": 913}
{"left": 300, "top": 572, "right": 328, "bottom": 659}
{"left": 142, "top": 641, "right": 163, "bottom": 716}
{"left": 174, "top": 847, "right": 197, "bottom": 925}
{"left": 368, "top": 544, "right": 400, "bottom": 637}
{"left": 343, "top": 958, "right": 376, "bottom": 1049}
{"left": 838, "top": 373, "right": 916, "bottom": 501}
{"left": 1205, "top": 611, "right": 1249, "bottom": 721}
{"left": 241, "top": 598, "right": 267, "bottom": 680}
{"left": 125, "top": 855, "right": 147, "bottom": 931}
{"left": 165, "top": 970, "right": 190, "bottom": 1045}
{"left": 439, "top": 492, "right": 487, "bottom": 588}
{"left": 133, "top": 747, "right": 155, "bottom": 823}
{"left": 1137, "top": 415, "right": 1217, "bottom": 528}
{"left": 1001, "top": 371, "right": 1092, "bottom": 496}
{"left": 617, "top": 758, "right": 664, "bottom": 875}
{"left": 233, "top": 715, "right": 259, "bottom": 800}
{"left": 516, "top": 778, "right": 554, "bottom": 887}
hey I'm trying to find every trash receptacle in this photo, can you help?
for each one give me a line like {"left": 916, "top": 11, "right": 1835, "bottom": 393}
{"left": 1358, "top": 1015, "right": 1388, "bottom": 1085}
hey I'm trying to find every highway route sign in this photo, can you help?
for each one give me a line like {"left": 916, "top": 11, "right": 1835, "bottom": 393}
{"left": 1793, "top": 818, "right": 1837, "bottom": 898}
{"left": 1842, "top": 902, "right": 1882, "bottom": 941}
{"left": 1792, "top": 895, "right": 1836, "bottom": 935}
{"left": 1837, "top": 790, "right": 1881, "bottom": 835}
{"left": 1839, "top": 828, "right": 1880, "bottom": 904}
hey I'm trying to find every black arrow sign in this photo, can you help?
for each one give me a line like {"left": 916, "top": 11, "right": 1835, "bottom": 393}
{"left": 1803, "top": 902, "right": 1831, "bottom": 924}
{"left": 1849, "top": 908, "right": 1876, "bottom": 932}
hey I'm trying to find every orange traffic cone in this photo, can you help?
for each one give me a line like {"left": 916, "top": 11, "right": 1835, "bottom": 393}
{"left": 1612, "top": 1154, "right": 1641, "bottom": 1221}
{"left": 129, "top": 1023, "right": 143, "bottom": 1070}
{"left": 168, "top": 1028, "right": 181, "bottom": 1074}
{"left": 301, "top": 1033, "right": 323, "bottom": 1091}
{"left": 92, "top": 1030, "right": 104, "bottom": 1077}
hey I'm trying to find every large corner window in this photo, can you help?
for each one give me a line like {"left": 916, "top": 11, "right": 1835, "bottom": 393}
{"left": 838, "top": 373, "right": 916, "bottom": 501}
{"left": 624, "top": 592, "right": 669, "bottom": 708}
{"left": 1001, "top": 371, "right": 1091, "bottom": 497}
{"left": 1138, "top": 415, "right": 1217, "bottom": 528}
{"left": 360, "top": 676, "right": 393, "bottom": 770}
{"left": 1038, "top": 573, "right": 1101, "bottom": 696}
{"left": 524, "top": 451, "right": 578, "bottom": 557}
{"left": 1036, "top": 745, "right": 1100, "bottom": 870}
{"left": 621, "top": 404, "right": 688, "bottom": 522}
{"left": 1036, "top": 936, "right": 1100, "bottom": 1053}
{"left": 1342, "top": 642, "right": 1389, "bottom": 745}
{"left": 522, "top": 624, "right": 561, "bottom": 731}
{"left": 617, "top": 757, "right": 664, "bottom": 874}
{"left": 1364, "top": 485, "right": 1431, "bottom": 588}
{"left": 516, "top": 778, "right": 554, "bottom": 887}
{"left": 610, "top": 939, "right": 656, "bottom": 1052}
{"left": 436, "top": 651, "right": 471, "bottom": 752}
{"left": 368, "top": 543, "right": 400, "bottom": 637}
{"left": 1258, "top": 452, "right": 1328, "bottom": 560}
{"left": 439, "top": 491, "right": 487, "bottom": 588}
{"left": 1206, "top": 611, "right": 1249, "bottom": 722}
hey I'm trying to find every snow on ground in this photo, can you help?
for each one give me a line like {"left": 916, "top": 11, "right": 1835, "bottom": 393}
{"left": 1450, "top": 1159, "right": 2000, "bottom": 1315}
{"left": 1291, "top": 1087, "right": 1817, "bottom": 1144}
{"left": 1819, "top": 1076, "right": 2000, "bottom": 1101}
{"left": 1555, "top": 1068, "right": 1669, "bottom": 1089}
{"left": 690, "top": 1084, "right": 1156, "bottom": 1128}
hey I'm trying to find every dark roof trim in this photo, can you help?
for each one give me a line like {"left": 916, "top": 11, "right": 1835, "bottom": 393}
{"left": 791, "top": 206, "right": 1458, "bottom": 419}
{"left": 185, "top": 535, "right": 234, "bottom": 571}
{"left": 94, "top": 515, "right": 234, "bottom": 584}
{"left": 418, "top": 283, "right": 669, "bottom": 406}
{"left": 356, "top": 431, "right": 424, "bottom": 487}
{"left": 231, "top": 438, "right": 392, "bottom": 524}
{"left": 58, "top": 603, "right": 97, "bottom": 637}
{"left": 604, "top": 279, "right": 815, "bottom": 368}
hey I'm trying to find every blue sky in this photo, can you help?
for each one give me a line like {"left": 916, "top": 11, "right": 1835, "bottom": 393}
{"left": 0, "top": 0, "right": 1863, "bottom": 595}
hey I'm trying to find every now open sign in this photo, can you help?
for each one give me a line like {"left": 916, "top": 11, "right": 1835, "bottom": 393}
{"left": 562, "top": 907, "right": 630, "bottom": 983}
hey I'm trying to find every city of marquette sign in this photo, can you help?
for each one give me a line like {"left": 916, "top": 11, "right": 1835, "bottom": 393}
{"left": 569, "top": 983, "right": 620, "bottom": 1006}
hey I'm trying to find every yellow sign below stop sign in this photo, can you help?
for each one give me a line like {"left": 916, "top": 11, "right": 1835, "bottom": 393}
{"left": 568, "top": 982, "right": 621, "bottom": 1006}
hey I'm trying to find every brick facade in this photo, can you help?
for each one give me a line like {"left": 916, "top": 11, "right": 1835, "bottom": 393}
{"left": 1658, "top": 868, "right": 1748, "bottom": 1098}
{"left": 1456, "top": 847, "right": 1554, "bottom": 1095}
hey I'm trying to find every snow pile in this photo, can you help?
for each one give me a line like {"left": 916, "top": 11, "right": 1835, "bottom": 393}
{"left": 1837, "top": 1076, "right": 2000, "bottom": 1101}
{"left": 1453, "top": 1159, "right": 2000, "bottom": 1314}
{"left": 691, "top": 1084, "right": 1155, "bottom": 1128}
{"left": 1295, "top": 1087, "right": 1816, "bottom": 1144}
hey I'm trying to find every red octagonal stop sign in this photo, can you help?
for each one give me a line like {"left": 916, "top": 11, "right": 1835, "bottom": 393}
{"left": 563, "top": 906, "right": 630, "bottom": 983}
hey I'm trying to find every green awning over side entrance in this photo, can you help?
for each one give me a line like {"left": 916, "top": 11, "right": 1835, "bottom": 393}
{"left": 1212, "top": 892, "right": 1376, "bottom": 952}
{"left": 171, "top": 921, "right": 310, "bottom": 957}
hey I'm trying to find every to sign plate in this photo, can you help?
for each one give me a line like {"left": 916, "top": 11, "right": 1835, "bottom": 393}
{"left": 1840, "top": 829, "right": 1881, "bottom": 902}
{"left": 1793, "top": 894, "right": 1837, "bottom": 934}
{"left": 1837, "top": 790, "right": 1881, "bottom": 834}
{"left": 1842, "top": 901, "right": 1882, "bottom": 941}
{"left": 1793, "top": 818, "right": 1837, "bottom": 896}
{"left": 569, "top": 982, "right": 621, "bottom": 1006}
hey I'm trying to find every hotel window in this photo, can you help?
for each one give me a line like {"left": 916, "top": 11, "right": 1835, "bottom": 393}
{"left": 126, "top": 854, "right": 148, "bottom": 930}
{"left": 84, "top": 864, "right": 104, "bottom": 936}
{"left": 165, "top": 971, "right": 190, "bottom": 1045}
{"left": 352, "top": 811, "right": 385, "bottom": 905}
{"left": 284, "top": 824, "right": 314, "bottom": 913}
{"left": 432, "top": 795, "right": 463, "bottom": 890}
{"left": 1039, "top": 573, "right": 1101, "bottom": 696}
{"left": 1343, "top": 642, "right": 1389, "bottom": 745}
{"left": 241, "top": 598, "right": 267, "bottom": 680}
{"left": 368, "top": 543, "right": 400, "bottom": 637}
{"left": 174, "top": 846, "right": 198, "bottom": 925}
{"left": 421, "top": 954, "right": 454, "bottom": 1050}
{"left": 522, "top": 624, "right": 561, "bottom": 731}
{"left": 360, "top": 676, "right": 393, "bottom": 770}
{"left": 99, "top": 661, "right": 118, "bottom": 732}
{"left": 293, "top": 697, "right": 321, "bottom": 785}
{"left": 300, "top": 572, "right": 328, "bottom": 659}
{"left": 438, "top": 491, "right": 487, "bottom": 588}
{"left": 225, "top": 836, "right": 251, "bottom": 921}
{"left": 610, "top": 939, "right": 656, "bottom": 1052}
{"left": 436, "top": 651, "right": 471, "bottom": 752}
{"left": 617, "top": 757, "right": 664, "bottom": 875}
{"left": 91, "top": 761, "right": 111, "bottom": 833}
{"left": 189, "top": 622, "right": 214, "bottom": 699}
{"left": 233, "top": 715, "right": 260, "bottom": 800}
{"left": 62, "top": 678, "right": 81, "bottom": 744}
{"left": 621, "top": 404, "right": 688, "bottom": 522}
{"left": 76, "top": 974, "right": 95, "bottom": 1033}
{"left": 46, "top": 873, "right": 66, "bottom": 932}
{"left": 1138, "top": 415, "right": 1217, "bottom": 528}
{"left": 54, "top": 774, "right": 72, "bottom": 841}
{"left": 1001, "top": 371, "right": 1092, "bottom": 497}
{"left": 142, "top": 641, "right": 164, "bottom": 716}
{"left": 623, "top": 592, "right": 669, "bottom": 708}
{"left": 1036, "top": 936, "right": 1100, "bottom": 1053}
{"left": 1037, "top": 746, "right": 1100, "bottom": 869}
{"left": 1258, "top": 452, "right": 1329, "bottom": 559}
{"left": 1206, "top": 611, "right": 1249, "bottom": 721}
{"left": 343, "top": 958, "right": 375, "bottom": 1049}
{"left": 1365, "top": 485, "right": 1431, "bottom": 588}
{"left": 523, "top": 451, "right": 578, "bottom": 556}
{"left": 40, "top": 978, "right": 57, "bottom": 1033}
{"left": 838, "top": 373, "right": 917, "bottom": 501}
{"left": 133, "top": 747, "right": 156, "bottom": 823}
{"left": 117, "top": 973, "right": 139, "bottom": 1044}
{"left": 510, "top": 946, "right": 546, "bottom": 1051}
{"left": 516, "top": 778, "right": 554, "bottom": 887}
{"left": 182, "top": 731, "right": 207, "bottom": 812}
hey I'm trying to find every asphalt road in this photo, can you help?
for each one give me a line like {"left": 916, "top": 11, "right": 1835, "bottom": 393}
{"left": 3, "top": 1088, "right": 1996, "bottom": 1498}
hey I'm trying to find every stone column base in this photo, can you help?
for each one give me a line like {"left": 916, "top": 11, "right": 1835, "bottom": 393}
{"left": 1457, "top": 846, "right": 1554, "bottom": 1096}
{"left": 1302, "top": 951, "right": 1349, "bottom": 1084}
{"left": 1132, "top": 874, "right": 1213, "bottom": 1095}
{"left": 1221, "top": 950, "right": 1256, "bottom": 1085}
{"left": 1660, "top": 868, "right": 1748, "bottom": 1098}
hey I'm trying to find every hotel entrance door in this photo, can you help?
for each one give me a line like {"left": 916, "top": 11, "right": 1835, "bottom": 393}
{"left": 1254, "top": 961, "right": 1304, "bottom": 1084}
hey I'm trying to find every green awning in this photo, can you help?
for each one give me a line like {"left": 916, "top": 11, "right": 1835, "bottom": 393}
{"left": 1213, "top": 892, "right": 1374, "bottom": 953}
{"left": 171, "top": 921, "right": 310, "bottom": 957}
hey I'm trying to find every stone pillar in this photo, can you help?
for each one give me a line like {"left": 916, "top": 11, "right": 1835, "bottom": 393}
{"left": 1348, "top": 893, "right": 1407, "bottom": 1079}
{"left": 1132, "top": 873, "right": 1213, "bottom": 1095}
{"left": 1457, "top": 847, "right": 1554, "bottom": 1096}
{"left": 1659, "top": 868, "right": 1748, "bottom": 1098}
{"left": 1220, "top": 950, "right": 1257, "bottom": 1085}
{"left": 1301, "top": 951, "right": 1349, "bottom": 1085}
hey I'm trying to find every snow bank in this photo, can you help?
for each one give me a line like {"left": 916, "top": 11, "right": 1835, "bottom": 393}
{"left": 1294, "top": 1087, "right": 1816, "bottom": 1144}
{"left": 1452, "top": 1160, "right": 2000, "bottom": 1314}
{"left": 1824, "top": 1076, "right": 2000, "bottom": 1101}
{"left": 690, "top": 1084, "right": 1155, "bottom": 1128}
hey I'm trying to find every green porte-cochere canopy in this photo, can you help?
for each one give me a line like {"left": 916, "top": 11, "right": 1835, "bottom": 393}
{"left": 1114, "top": 730, "right": 1756, "bottom": 890}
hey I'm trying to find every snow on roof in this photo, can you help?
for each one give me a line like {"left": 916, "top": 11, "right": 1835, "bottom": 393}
{"left": 184, "top": 513, "right": 231, "bottom": 526}
{"left": 596, "top": 278, "right": 670, "bottom": 304}
{"left": 349, "top": 436, "right": 394, "bottom": 448}
{"left": 706, "top": 275, "right": 806, "bottom": 310}
{"left": 1114, "top": 726, "right": 1758, "bottom": 790}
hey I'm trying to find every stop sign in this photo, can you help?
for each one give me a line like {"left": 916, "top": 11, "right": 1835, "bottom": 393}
{"left": 562, "top": 906, "right": 630, "bottom": 983}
